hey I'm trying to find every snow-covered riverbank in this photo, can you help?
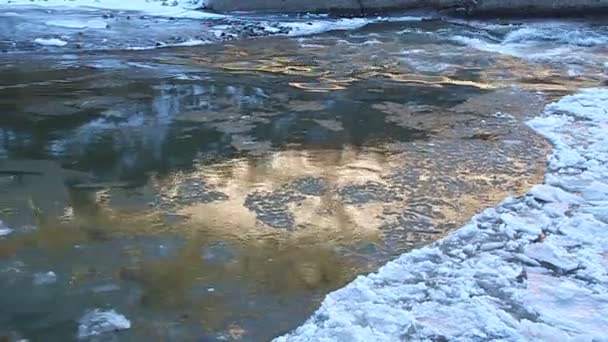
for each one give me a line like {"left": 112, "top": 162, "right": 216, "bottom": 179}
{"left": 0, "top": 0, "right": 424, "bottom": 51}
{"left": 0, "top": 0, "right": 220, "bottom": 19}
{"left": 277, "top": 87, "right": 608, "bottom": 340}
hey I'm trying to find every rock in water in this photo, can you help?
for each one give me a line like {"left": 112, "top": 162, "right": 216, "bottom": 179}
{"left": 77, "top": 309, "right": 131, "bottom": 338}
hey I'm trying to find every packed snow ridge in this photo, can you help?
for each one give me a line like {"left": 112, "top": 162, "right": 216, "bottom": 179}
{"left": 277, "top": 87, "right": 608, "bottom": 341}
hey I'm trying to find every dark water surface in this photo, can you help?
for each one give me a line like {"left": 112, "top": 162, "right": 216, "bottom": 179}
{"left": 0, "top": 17, "right": 605, "bottom": 341}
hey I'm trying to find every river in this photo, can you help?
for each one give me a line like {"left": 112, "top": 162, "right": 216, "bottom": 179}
{"left": 0, "top": 6, "right": 606, "bottom": 341}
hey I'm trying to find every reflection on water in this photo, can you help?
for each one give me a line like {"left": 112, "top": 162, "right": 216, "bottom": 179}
{"left": 2, "top": 17, "right": 603, "bottom": 341}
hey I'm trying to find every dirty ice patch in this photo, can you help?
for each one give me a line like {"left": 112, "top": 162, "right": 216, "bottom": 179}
{"left": 78, "top": 309, "right": 131, "bottom": 338}
{"left": 0, "top": 0, "right": 224, "bottom": 19}
{"left": 34, "top": 37, "right": 68, "bottom": 46}
{"left": 277, "top": 87, "right": 608, "bottom": 341}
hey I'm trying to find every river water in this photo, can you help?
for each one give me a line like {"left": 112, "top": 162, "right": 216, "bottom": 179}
{"left": 0, "top": 9, "right": 606, "bottom": 341}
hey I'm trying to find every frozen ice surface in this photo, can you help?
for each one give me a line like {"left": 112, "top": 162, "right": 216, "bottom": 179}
{"left": 277, "top": 88, "right": 608, "bottom": 341}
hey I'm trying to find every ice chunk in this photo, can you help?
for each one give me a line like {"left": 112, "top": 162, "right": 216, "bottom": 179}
{"left": 529, "top": 184, "right": 582, "bottom": 204}
{"left": 33, "top": 271, "right": 58, "bottom": 285}
{"left": 479, "top": 242, "right": 505, "bottom": 251}
{"left": 500, "top": 213, "right": 542, "bottom": 236}
{"left": 34, "top": 38, "right": 68, "bottom": 47}
{"left": 77, "top": 309, "right": 131, "bottom": 338}
{"left": 0, "top": 220, "right": 13, "bottom": 237}
{"left": 524, "top": 272, "right": 608, "bottom": 337}
{"left": 524, "top": 243, "right": 578, "bottom": 272}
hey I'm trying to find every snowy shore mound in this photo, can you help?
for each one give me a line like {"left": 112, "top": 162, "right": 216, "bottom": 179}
{"left": 277, "top": 88, "right": 608, "bottom": 341}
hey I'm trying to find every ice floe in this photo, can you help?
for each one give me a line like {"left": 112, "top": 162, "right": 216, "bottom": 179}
{"left": 33, "top": 37, "right": 68, "bottom": 46}
{"left": 277, "top": 88, "right": 608, "bottom": 341}
{"left": 77, "top": 309, "right": 131, "bottom": 338}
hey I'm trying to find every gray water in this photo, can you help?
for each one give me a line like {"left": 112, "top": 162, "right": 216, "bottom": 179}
{"left": 0, "top": 12, "right": 606, "bottom": 341}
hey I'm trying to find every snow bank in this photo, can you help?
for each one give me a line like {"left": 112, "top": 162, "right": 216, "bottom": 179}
{"left": 277, "top": 87, "right": 608, "bottom": 341}
{"left": 78, "top": 309, "right": 131, "bottom": 338}
{"left": 1, "top": 0, "right": 224, "bottom": 19}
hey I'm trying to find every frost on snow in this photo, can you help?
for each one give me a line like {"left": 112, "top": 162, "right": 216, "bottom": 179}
{"left": 78, "top": 309, "right": 131, "bottom": 338}
{"left": 277, "top": 88, "right": 608, "bottom": 342}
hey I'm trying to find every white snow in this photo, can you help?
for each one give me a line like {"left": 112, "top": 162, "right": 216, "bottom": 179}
{"left": 277, "top": 87, "right": 608, "bottom": 341}
{"left": 34, "top": 38, "right": 68, "bottom": 47}
{"left": 78, "top": 309, "right": 131, "bottom": 338}
{"left": 1, "top": 0, "right": 224, "bottom": 19}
